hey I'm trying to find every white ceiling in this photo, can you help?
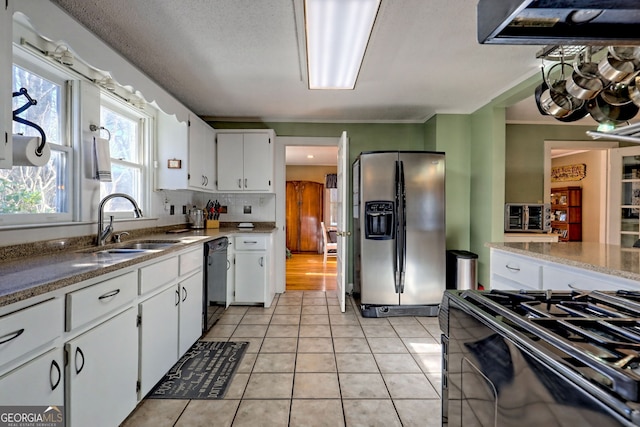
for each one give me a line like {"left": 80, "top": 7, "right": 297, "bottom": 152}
{"left": 286, "top": 146, "right": 337, "bottom": 166}
{"left": 49, "top": 0, "right": 549, "bottom": 123}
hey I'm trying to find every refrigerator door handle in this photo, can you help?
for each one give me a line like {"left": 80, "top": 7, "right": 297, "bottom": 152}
{"left": 398, "top": 160, "right": 407, "bottom": 293}
{"left": 394, "top": 160, "right": 401, "bottom": 293}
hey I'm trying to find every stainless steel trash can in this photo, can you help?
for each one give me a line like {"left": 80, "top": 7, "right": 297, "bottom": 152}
{"left": 446, "top": 250, "right": 478, "bottom": 290}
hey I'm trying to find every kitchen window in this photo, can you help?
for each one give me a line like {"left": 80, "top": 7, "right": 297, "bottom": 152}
{"left": 99, "top": 94, "right": 149, "bottom": 215}
{"left": 0, "top": 60, "right": 72, "bottom": 225}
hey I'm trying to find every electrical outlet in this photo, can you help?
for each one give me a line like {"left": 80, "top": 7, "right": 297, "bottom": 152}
{"left": 243, "top": 205, "right": 252, "bottom": 214}
{"left": 182, "top": 205, "right": 187, "bottom": 214}
{"left": 221, "top": 205, "right": 228, "bottom": 213}
{"left": 170, "top": 205, "right": 175, "bottom": 215}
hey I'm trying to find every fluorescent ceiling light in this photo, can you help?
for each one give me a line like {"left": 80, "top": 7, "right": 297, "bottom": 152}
{"left": 305, "top": 0, "right": 381, "bottom": 90}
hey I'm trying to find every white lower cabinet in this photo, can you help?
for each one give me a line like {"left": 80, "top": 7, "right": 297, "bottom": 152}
{"left": 66, "top": 307, "right": 138, "bottom": 427}
{"left": 227, "top": 240, "right": 235, "bottom": 307}
{"left": 491, "top": 248, "right": 640, "bottom": 292}
{"left": 0, "top": 245, "right": 205, "bottom": 425}
{"left": 490, "top": 249, "right": 542, "bottom": 291}
{"left": 543, "top": 264, "right": 640, "bottom": 292}
{"left": 179, "top": 272, "right": 203, "bottom": 355}
{"left": 139, "top": 285, "right": 179, "bottom": 397}
{"left": 0, "top": 347, "right": 64, "bottom": 406}
{"left": 235, "top": 252, "right": 267, "bottom": 303}
{"left": 233, "top": 234, "right": 272, "bottom": 305}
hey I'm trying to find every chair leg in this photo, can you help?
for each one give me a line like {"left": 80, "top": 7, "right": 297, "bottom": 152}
{"left": 323, "top": 250, "right": 327, "bottom": 265}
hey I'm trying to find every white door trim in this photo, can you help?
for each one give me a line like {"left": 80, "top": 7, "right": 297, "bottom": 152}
{"left": 274, "top": 136, "right": 339, "bottom": 294}
{"left": 543, "top": 139, "right": 618, "bottom": 243}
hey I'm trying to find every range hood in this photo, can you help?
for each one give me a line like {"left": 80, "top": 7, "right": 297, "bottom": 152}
{"left": 478, "top": 0, "right": 640, "bottom": 45}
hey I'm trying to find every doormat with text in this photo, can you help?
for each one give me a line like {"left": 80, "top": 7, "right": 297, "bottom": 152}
{"left": 147, "top": 341, "right": 248, "bottom": 400}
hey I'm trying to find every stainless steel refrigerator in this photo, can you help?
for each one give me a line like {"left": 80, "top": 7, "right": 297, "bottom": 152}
{"left": 353, "top": 151, "right": 445, "bottom": 317}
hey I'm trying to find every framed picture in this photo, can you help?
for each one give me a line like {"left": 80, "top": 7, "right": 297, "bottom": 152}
{"left": 168, "top": 159, "right": 182, "bottom": 169}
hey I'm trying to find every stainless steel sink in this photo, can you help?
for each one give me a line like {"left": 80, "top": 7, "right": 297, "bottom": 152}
{"left": 81, "top": 240, "right": 182, "bottom": 255}
{"left": 115, "top": 241, "right": 179, "bottom": 250}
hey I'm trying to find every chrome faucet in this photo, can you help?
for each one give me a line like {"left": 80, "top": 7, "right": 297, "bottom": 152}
{"left": 97, "top": 193, "right": 143, "bottom": 246}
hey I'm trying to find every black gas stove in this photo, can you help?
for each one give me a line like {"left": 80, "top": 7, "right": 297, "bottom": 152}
{"left": 439, "top": 289, "right": 640, "bottom": 427}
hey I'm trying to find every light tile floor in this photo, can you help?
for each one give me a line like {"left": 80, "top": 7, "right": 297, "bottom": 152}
{"left": 121, "top": 291, "right": 442, "bottom": 427}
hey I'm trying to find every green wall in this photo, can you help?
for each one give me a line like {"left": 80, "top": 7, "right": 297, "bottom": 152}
{"left": 505, "top": 123, "right": 596, "bottom": 203}
{"left": 425, "top": 115, "right": 472, "bottom": 251}
{"left": 468, "top": 106, "right": 507, "bottom": 286}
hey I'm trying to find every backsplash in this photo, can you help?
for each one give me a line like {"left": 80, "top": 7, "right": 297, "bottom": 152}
{"left": 191, "top": 193, "right": 276, "bottom": 222}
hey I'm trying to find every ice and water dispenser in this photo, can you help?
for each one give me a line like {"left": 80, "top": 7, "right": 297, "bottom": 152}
{"left": 364, "top": 201, "right": 395, "bottom": 240}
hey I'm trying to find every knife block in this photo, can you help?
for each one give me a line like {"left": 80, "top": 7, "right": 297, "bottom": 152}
{"left": 205, "top": 220, "right": 219, "bottom": 229}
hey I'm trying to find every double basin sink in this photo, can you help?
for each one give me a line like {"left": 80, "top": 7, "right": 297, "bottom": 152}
{"left": 81, "top": 239, "right": 184, "bottom": 260}
{"left": 98, "top": 241, "right": 179, "bottom": 254}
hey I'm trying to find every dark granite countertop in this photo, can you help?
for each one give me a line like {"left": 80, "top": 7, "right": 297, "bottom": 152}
{"left": 0, "top": 224, "right": 276, "bottom": 308}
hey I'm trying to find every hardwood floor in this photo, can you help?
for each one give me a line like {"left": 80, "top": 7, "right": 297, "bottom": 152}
{"left": 286, "top": 253, "right": 337, "bottom": 291}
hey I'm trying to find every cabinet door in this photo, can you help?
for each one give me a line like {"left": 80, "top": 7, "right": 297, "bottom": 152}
{"left": 179, "top": 272, "right": 203, "bottom": 356}
{"left": 188, "top": 117, "right": 216, "bottom": 191}
{"left": 0, "top": 348, "right": 64, "bottom": 406}
{"left": 227, "top": 242, "right": 235, "bottom": 307}
{"left": 243, "top": 132, "right": 272, "bottom": 191}
{"left": 235, "top": 252, "right": 266, "bottom": 303}
{"left": 490, "top": 249, "right": 542, "bottom": 291}
{"left": 609, "top": 146, "right": 640, "bottom": 246}
{"left": 217, "top": 133, "right": 244, "bottom": 191}
{"left": 139, "top": 286, "right": 179, "bottom": 397}
{"left": 67, "top": 308, "right": 138, "bottom": 427}
{"left": 0, "top": 1, "right": 11, "bottom": 169}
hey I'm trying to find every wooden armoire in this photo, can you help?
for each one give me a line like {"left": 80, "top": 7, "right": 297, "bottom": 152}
{"left": 286, "top": 181, "right": 324, "bottom": 253}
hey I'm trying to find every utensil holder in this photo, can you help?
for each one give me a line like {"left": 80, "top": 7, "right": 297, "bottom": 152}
{"left": 206, "top": 220, "right": 219, "bottom": 229}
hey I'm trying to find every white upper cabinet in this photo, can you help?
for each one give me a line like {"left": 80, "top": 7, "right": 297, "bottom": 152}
{"left": 216, "top": 130, "right": 274, "bottom": 192}
{"left": 188, "top": 115, "right": 216, "bottom": 191}
{"left": 156, "top": 112, "right": 216, "bottom": 192}
{"left": 0, "top": 1, "right": 12, "bottom": 169}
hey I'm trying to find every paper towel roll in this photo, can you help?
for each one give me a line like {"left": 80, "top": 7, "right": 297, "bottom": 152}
{"left": 12, "top": 135, "right": 51, "bottom": 167}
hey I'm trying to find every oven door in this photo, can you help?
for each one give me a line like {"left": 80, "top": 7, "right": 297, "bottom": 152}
{"left": 444, "top": 298, "right": 635, "bottom": 427}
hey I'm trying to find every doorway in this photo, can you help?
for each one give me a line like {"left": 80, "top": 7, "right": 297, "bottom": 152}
{"left": 544, "top": 140, "right": 618, "bottom": 243}
{"left": 275, "top": 140, "right": 339, "bottom": 292}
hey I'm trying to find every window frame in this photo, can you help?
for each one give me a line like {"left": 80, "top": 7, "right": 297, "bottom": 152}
{"left": 0, "top": 48, "right": 74, "bottom": 226}
{"left": 98, "top": 91, "right": 152, "bottom": 219}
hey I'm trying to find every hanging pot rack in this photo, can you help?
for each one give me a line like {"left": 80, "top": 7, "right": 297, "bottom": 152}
{"left": 535, "top": 44, "right": 640, "bottom": 143}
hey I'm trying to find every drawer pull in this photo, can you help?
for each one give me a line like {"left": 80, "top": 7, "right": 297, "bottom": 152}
{"left": 259, "top": 256, "right": 264, "bottom": 267}
{"left": 182, "top": 286, "right": 188, "bottom": 302}
{"left": 75, "top": 347, "right": 85, "bottom": 374}
{"left": 505, "top": 264, "right": 521, "bottom": 272}
{"left": 50, "top": 359, "right": 61, "bottom": 391}
{"left": 243, "top": 241, "right": 258, "bottom": 245}
{"left": 98, "top": 289, "right": 121, "bottom": 300}
{"left": 0, "top": 328, "right": 25, "bottom": 345}
{"left": 238, "top": 179, "right": 242, "bottom": 189}
{"left": 175, "top": 289, "right": 180, "bottom": 306}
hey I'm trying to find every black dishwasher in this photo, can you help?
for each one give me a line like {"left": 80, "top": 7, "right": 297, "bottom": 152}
{"left": 203, "top": 237, "right": 229, "bottom": 332}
